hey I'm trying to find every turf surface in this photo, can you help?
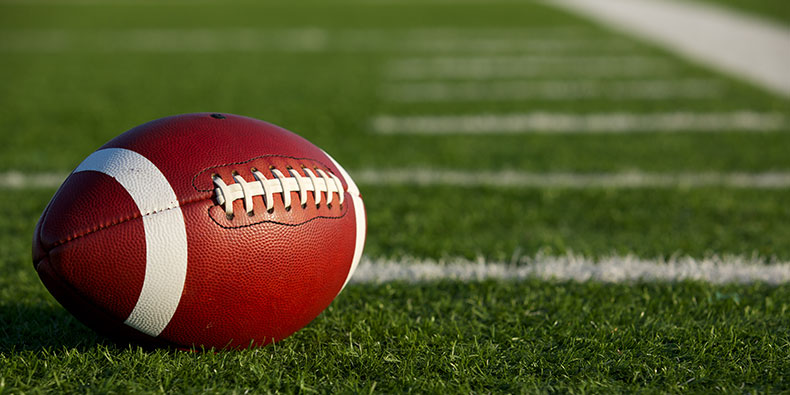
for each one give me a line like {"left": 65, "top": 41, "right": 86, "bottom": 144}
{"left": 1, "top": 0, "right": 789, "bottom": 392}
{"left": 3, "top": 277, "right": 789, "bottom": 392}
{"left": 683, "top": 0, "right": 790, "bottom": 25}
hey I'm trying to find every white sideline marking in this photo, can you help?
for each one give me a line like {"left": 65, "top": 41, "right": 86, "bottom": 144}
{"left": 0, "top": 28, "right": 634, "bottom": 54}
{"left": 381, "top": 79, "right": 725, "bottom": 102}
{"left": 371, "top": 112, "right": 787, "bottom": 134}
{"left": 353, "top": 169, "right": 790, "bottom": 189}
{"left": 7, "top": 169, "right": 790, "bottom": 189}
{"left": 350, "top": 255, "right": 790, "bottom": 284}
{"left": 385, "top": 55, "right": 677, "bottom": 79}
{"left": 545, "top": 0, "right": 790, "bottom": 97}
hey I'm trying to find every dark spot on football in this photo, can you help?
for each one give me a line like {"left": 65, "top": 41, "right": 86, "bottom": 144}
{"left": 210, "top": 113, "right": 226, "bottom": 119}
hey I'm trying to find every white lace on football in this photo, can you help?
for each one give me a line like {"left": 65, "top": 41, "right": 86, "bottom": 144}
{"left": 213, "top": 167, "right": 345, "bottom": 217}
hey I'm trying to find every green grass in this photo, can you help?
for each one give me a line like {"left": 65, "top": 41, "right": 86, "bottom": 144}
{"left": 364, "top": 187, "right": 790, "bottom": 260}
{"left": 0, "top": 4, "right": 787, "bottom": 173}
{"left": 2, "top": 0, "right": 790, "bottom": 392}
{"left": 683, "top": 0, "right": 790, "bottom": 25}
{"left": 3, "top": 274, "right": 789, "bottom": 392}
{"left": 0, "top": 2, "right": 572, "bottom": 29}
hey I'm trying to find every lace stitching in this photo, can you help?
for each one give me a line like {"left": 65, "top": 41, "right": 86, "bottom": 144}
{"left": 213, "top": 167, "right": 344, "bottom": 216}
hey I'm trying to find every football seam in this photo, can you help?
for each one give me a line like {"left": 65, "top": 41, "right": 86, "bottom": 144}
{"left": 45, "top": 194, "right": 211, "bottom": 252}
{"left": 191, "top": 154, "right": 338, "bottom": 192}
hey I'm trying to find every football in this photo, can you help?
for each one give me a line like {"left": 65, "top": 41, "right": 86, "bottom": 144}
{"left": 32, "top": 113, "right": 366, "bottom": 349}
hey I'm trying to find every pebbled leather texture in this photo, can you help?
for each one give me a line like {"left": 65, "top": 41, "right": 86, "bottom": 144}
{"left": 33, "top": 113, "right": 364, "bottom": 349}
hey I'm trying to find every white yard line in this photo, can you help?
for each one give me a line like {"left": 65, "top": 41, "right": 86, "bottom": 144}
{"left": 6, "top": 169, "right": 790, "bottom": 190}
{"left": 371, "top": 112, "right": 787, "bottom": 134}
{"left": 385, "top": 55, "right": 676, "bottom": 79}
{"left": 353, "top": 169, "right": 790, "bottom": 189}
{"left": 0, "top": 28, "right": 332, "bottom": 53}
{"left": 0, "top": 28, "right": 633, "bottom": 54}
{"left": 0, "top": 171, "right": 67, "bottom": 189}
{"left": 385, "top": 38, "right": 637, "bottom": 53}
{"left": 350, "top": 254, "right": 790, "bottom": 284}
{"left": 545, "top": 0, "right": 790, "bottom": 97}
{"left": 380, "top": 79, "right": 725, "bottom": 102}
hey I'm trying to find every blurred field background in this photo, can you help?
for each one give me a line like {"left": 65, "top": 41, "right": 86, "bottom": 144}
{"left": 1, "top": 0, "right": 789, "bottom": 392}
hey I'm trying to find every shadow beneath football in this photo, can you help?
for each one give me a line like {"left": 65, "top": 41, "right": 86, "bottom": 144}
{"left": 0, "top": 302, "right": 105, "bottom": 352}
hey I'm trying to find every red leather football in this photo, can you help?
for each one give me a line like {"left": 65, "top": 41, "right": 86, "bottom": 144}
{"left": 32, "top": 113, "right": 366, "bottom": 349}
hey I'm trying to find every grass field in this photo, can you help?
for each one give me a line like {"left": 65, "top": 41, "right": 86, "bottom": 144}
{"left": 1, "top": 0, "right": 789, "bottom": 393}
{"left": 683, "top": 0, "right": 790, "bottom": 25}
